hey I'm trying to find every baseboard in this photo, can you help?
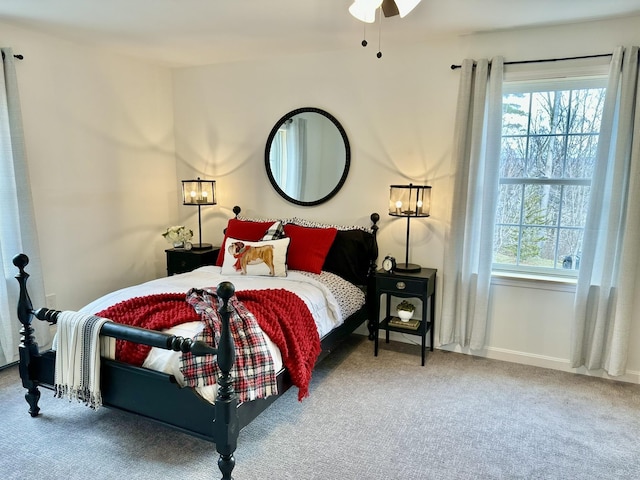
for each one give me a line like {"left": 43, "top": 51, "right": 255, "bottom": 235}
{"left": 439, "top": 343, "right": 640, "bottom": 385}
{"left": 355, "top": 328, "right": 640, "bottom": 384}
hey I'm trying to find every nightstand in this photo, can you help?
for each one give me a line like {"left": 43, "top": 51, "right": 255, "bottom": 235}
{"left": 165, "top": 247, "right": 219, "bottom": 276}
{"left": 373, "top": 267, "right": 437, "bottom": 366}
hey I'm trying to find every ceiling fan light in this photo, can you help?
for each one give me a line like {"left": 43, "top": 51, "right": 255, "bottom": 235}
{"left": 394, "top": 0, "right": 422, "bottom": 17}
{"left": 349, "top": 0, "right": 383, "bottom": 23}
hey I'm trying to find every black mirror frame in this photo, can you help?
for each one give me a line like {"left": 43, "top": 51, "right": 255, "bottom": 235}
{"left": 264, "top": 107, "right": 351, "bottom": 207}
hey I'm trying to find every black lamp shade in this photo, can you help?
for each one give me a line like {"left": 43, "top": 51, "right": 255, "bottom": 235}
{"left": 389, "top": 184, "right": 431, "bottom": 217}
{"left": 181, "top": 178, "right": 216, "bottom": 250}
{"left": 182, "top": 178, "right": 216, "bottom": 206}
{"left": 389, "top": 184, "right": 431, "bottom": 273}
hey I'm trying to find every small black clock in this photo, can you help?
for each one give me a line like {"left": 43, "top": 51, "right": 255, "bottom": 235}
{"left": 382, "top": 255, "right": 396, "bottom": 273}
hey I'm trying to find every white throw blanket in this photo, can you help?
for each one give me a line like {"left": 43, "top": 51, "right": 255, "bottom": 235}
{"left": 53, "top": 311, "right": 115, "bottom": 409}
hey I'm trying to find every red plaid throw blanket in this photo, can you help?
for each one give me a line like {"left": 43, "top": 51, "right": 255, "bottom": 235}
{"left": 181, "top": 287, "right": 321, "bottom": 401}
{"left": 180, "top": 287, "right": 277, "bottom": 402}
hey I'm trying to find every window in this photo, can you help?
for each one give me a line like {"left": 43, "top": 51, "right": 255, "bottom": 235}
{"left": 493, "top": 76, "right": 607, "bottom": 277}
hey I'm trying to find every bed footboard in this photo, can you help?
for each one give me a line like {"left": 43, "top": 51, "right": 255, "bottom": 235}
{"left": 13, "top": 253, "right": 239, "bottom": 480}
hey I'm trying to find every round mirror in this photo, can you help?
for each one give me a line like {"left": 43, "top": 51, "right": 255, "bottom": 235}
{"left": 265, "top": 107, "right": 350, "bottom": 206}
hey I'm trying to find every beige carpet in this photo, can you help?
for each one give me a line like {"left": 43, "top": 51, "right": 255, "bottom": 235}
{"left": 1, "top": 335, "right": 639, "bottom": 479}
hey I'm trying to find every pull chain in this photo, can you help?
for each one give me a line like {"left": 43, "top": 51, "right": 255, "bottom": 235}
{"left": 361, "top": 20, "right": 368, "bottom": 47}
{"left": 377, "top": 7, "right": 383, "bottom": 59}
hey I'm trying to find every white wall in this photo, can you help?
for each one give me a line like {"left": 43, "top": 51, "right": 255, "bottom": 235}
{"left": 1, "top": 23, "right": 176, "bottom": 310}
{"left": 172, "top": 16, "right": 640, "bottom": 382}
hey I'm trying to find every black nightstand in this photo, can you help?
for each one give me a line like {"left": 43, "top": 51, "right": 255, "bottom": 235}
{"left": 165, "top": 247, "right": 219, "bottom": 276}
{"left": 373, "top": 267, "right": 437, "bottom": 366}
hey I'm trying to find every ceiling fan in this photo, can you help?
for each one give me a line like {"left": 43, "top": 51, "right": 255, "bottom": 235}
{"left": 349, "top": 0, "right": 422, "bottom": 23}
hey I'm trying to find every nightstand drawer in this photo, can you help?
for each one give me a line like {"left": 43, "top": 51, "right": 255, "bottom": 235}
{"left": 376, "top": 275, "right": 425, "bottom": 296}
{"left": 165, "top": 247, "right": 219, "bottom": 276}
{"left": 171, "top": 253, "right": 201, "bottom": 272}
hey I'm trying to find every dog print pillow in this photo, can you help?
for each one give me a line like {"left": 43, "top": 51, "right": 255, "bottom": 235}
{"left": 221, "top": 237, "right": 290, "bottom": 277}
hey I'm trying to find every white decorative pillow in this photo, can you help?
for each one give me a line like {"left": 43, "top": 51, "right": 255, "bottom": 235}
{"left": 221, "top": 237, "right": 290, "bottom": 277}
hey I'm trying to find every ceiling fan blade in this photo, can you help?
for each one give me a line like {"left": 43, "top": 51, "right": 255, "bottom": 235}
{"left": 381, "top": 0, "right": 399, "bottom": 17}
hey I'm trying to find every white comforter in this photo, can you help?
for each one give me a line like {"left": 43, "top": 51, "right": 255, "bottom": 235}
{"left": 79, "top": 266, "right": 364, "bottom": 403}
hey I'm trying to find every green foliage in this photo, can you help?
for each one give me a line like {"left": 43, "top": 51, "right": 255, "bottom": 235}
{"left": 397, "top": 300, "right": 415, "bottom": 312}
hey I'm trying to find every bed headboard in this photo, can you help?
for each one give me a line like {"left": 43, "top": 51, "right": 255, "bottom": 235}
{"left": 223, "top": 206, "right": 379, "bottom": 286}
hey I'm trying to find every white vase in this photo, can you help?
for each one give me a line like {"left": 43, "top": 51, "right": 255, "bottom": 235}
{"left": 397, "top": 309, "right": 413, "bottom": 322}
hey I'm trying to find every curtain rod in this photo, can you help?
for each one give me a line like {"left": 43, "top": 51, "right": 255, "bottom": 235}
{"left": 450, "top": 53, "right": 612, "bottom": 70}
{"left": 1, "top": 52, "right": 24, "bottom": 60}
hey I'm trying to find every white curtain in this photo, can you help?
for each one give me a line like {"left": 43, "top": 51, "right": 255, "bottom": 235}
{"left": 439, "top": 57, "right": 504, "bottom": 350}
{"left": 0, "top": 48, "right": 49, "bottom": 367}
{"left": 270, "top": 128, "right": 286, "bottom": 185}
{"left": 285, "top": 117, "right": 307, "bottom": 199}
{"left": 571, "top": 46, "right": 640, "bottom": 376}
{"left": 268, "top": 118, "right": 307, "bottom": 199}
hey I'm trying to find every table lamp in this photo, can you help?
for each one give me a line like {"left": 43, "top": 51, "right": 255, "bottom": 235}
{"left": 181, "top": 177, "right": 216, "bottom": 250}
{"left": 389, "top": 183, "right": 431, "bottom": 272}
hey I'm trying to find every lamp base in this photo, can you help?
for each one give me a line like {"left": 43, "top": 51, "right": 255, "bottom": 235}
{"left": 191, "top": 242, "right": 213, "bottom": 251}
{"left": 394, "top": 263, "right": 422, "bottom": 273}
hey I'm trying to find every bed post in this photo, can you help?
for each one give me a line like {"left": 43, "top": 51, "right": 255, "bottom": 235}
{"left": 367, "top": 213, "right": 380, "bottom": 340}
{"left": 213, "top": 281, "right": 239, "bottom": 480}
{"left": 13, "top": 253, "right": 42, "bottom": 417}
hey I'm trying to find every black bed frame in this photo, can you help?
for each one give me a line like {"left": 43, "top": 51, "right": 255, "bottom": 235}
{"left": 14, "top": 212, "right": 379, "bottom": 480}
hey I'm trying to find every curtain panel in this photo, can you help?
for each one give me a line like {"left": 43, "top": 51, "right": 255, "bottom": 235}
{"left": 571, "top": 46, "right": 640, "bottom": 376}
{"left": 0, "top": 47, "right": 50, "bottom": 367}
{"left": 439, "top": 57, "right": 504, "bottom": 350}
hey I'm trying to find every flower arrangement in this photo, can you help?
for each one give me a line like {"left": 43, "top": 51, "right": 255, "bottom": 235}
{"left": 162, "top": 226, "right": 193, "bottom": 247}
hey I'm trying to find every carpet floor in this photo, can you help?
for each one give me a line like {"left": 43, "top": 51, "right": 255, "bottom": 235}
{"left": 1, "top": 335, "right": 639, "bottom": 479}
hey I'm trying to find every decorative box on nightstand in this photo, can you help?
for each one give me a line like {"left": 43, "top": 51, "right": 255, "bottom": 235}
{"left": 165, "top": 247, "right": 219, "bottom": 276}
{"left": 373, "top": 267, "right": 437, "bottom": 366}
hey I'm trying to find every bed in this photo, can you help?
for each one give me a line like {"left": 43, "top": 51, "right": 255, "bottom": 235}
{"left": 14, "top": 207, "right": 379, "bottom": 480}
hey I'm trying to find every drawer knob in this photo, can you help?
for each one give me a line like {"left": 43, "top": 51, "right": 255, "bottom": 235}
{"left": 396, "top": 281, "right": 406, "bottom": 290}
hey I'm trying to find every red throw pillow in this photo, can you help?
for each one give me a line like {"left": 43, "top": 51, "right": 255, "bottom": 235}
{"left": 283, "top": 224, "right": 338, "bottom": 274}
{"left": 216, "top": 219, "right": 276, "bottom": 266}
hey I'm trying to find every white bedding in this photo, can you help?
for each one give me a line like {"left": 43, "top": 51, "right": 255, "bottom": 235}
{"left": 78, "top": 266, "right": 365, "bottom": 403}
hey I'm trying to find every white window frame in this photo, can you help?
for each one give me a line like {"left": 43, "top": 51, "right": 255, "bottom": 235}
{"left": 492, "top": 73, "right": 609, "bottom": 280}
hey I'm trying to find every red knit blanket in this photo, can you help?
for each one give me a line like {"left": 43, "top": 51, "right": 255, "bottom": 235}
{"left": 96, "top": 288, "right": 321, "bottom": 400}
{"left": 96, "top": 293, "right": 200, "bottom": 367}
{"left": 237, "top": 289, "right": 321, "bottom": 399}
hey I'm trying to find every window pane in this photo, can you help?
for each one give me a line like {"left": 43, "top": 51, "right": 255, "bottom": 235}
{"left": 558, "top": 228, "right": 583, "bottom": 269}
{"left": 496, "top": 184, "right": 522, "bottom": 225}
{"left": 569, "top": 89, "right": 605, "bottom": 134}
{"left": 565, "top": 134, "right": 598, "bottom": 179}
{"left": 502, "top": 93, "right": 530, "bottom": 136}
{"left": 500, "top": 137, "right": 526, "bottom": 177}
{"left": 519, "top": 227, "right": 557, "bottom": 267}
{"left": 523, "top": 184, "right": 559, "bottom": 226}
{"left": 526, "top": 134, "right": 566, "bottom": 178}
{"left": 560, "top": 185, "right": 590, "bottom": 227}
{"left": 530, "top": 91, "right": 568, "bottom": 136}
{"left": 493, "top": 226, "right": 520, "bottom": 265}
